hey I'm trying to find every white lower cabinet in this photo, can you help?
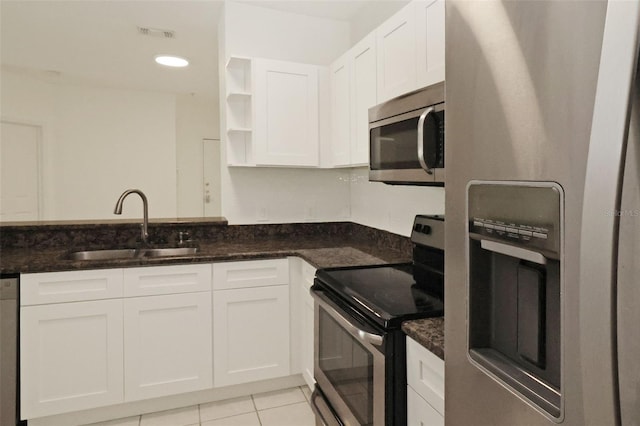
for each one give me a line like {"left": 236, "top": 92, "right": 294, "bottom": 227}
{"left": 407, "top": 386, "right": 444, "bottom": 426}
{"left": 213, "top": 284, "right": 290, "bottom": 387}
{"left": 20, "top": 299, "right": 124, "bottom": 419}
{"left": 124, "top": 292, "right": 213, "bottom": 401}
{"left": 406, "top": 336, "right": 444, "bottom": 425}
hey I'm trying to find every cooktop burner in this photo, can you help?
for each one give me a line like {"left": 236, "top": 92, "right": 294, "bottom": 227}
{"left": 315, "top": 263, "right": 444, "bottom": 329}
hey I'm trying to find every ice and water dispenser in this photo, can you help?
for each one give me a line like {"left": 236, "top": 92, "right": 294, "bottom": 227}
{"left": 467, "top": 182, "right": 562, "bottom": 418}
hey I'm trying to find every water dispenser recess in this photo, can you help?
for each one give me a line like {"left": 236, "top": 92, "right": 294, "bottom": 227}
{"left": 467, "top": 182, "right": 563, "bottom": 419}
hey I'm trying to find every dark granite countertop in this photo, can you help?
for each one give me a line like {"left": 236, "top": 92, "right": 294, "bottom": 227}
{"left": 0, "top": 221, "right": 412, "bottom": 274}
{"left": 402, "top": 317, "right": 445, "bottom": 360}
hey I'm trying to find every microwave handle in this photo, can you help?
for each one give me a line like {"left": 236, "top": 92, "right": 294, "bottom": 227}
{"left": 417, "top": 107, "right": 435, "bottom": 175}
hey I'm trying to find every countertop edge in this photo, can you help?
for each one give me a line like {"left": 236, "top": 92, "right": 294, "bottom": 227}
{"left": 402, "top": 317, "right": 445, "bottom": 360}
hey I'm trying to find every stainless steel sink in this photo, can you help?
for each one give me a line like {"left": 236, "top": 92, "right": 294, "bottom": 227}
{"left": 67, "top": 247, "right": 198, "bottom": 261}
{"left": 68, "top": 249, "right": 138, "bottom": 261}
{"left": 143, "top": 247, "right": 198, "bottom": 257}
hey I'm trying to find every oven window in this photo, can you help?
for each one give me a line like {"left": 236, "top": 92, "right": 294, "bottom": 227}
{"left": 318, "top": 308, "right": 374, "bottom": 425}
{"left": 370, "top": 117, "right": 421, "bottom": 170}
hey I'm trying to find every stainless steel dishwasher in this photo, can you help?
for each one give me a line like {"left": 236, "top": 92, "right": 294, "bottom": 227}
{"left": 1, "top": 277, "right": 18, "bottom": 426}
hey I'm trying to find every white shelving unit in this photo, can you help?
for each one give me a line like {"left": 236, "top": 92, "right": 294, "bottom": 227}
{"left": 225, "top": 56, "right": 254, "bottom": 166}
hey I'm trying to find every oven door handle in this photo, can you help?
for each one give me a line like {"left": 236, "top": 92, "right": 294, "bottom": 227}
{"left": 417, "top": 107, "right": 434, "bottom": 175}
{"left": 312, "top": 289, "right": 384, "bottom": 347}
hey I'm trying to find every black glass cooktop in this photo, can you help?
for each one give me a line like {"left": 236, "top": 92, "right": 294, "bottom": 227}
{"left": 314, "top": 263, "right": 444, "bottom": 329}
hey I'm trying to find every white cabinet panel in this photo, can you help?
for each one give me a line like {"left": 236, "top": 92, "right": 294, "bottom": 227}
{"left": 406, "top": 337, "right": 444, "bottom": 415}
{"left": 330, "top": 53, "right": 351, "bottom": 166}
{"left": 376, "top": 3, "right": 417, "bottom": 102}
{"left": 416, "top": 0, "right": 445, "bottom": 87}
{"left": 253, "top": 58, "right": 319, "bottom": 166}
{"left": 124, "top": 292, "right": 213, "bottom": 401}
{"left": 407, "top": 386, "right": 444, "bottom": 426}
{"left": 213, "top": 258, "right": 289, "bottom": 290}
{"left": 213, "top": 285, "right": 290, "bottom": 387}
{"left": 350, "top": 33, "right": 377, "bottom": 166}
{"left": 123, "top": 264, "right": 211, "bottom": 297}
{"left": 20, "top": 300, "right": 124, "bottom": 418}
{"left": 21, "top": 269, "right": 123, "bottom": 305}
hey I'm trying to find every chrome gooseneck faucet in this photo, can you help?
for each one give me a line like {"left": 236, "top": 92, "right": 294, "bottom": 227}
{"left": 114, "top": 189, "right": 149, "bottom": 244}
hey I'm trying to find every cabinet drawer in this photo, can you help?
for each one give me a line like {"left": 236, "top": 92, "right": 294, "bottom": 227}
{"left": 123, "top": 264, "right": 212, "bottom": 297}
{"left": 213, "top": 258, "right": 289, "bottom": 290}
{"left": 406, "top": 336, "right": 444, "bottom": 415}
{"left": 407, "top": 385, "right": 444, "bottom": 426}
{"left": 21, "top": 269, "right": 123, "bottom": 305}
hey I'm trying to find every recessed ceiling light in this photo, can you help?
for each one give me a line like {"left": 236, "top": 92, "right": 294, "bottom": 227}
{"left": 155, "top": 55, "right": 189, "bottom": 67}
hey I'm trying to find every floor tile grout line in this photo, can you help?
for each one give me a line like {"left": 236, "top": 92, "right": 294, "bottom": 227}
{"left": 250, "top": 393, "right": 263, "bottom": 426}
{"left": 257, "top": 399, "right": 312, "bottom": 413}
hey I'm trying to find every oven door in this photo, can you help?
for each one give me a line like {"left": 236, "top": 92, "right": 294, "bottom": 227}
{"left": 312, "top": 289, "right": 386, "bottom": 426}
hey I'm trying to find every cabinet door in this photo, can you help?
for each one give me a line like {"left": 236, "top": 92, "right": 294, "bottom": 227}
{"left": 415, "top": 0, "right": 446, "bottom": 87}
{"left": 330, "top": 53, "right": 351, "bottom": 166}
{"left": 299, "top": 260, "right": 316, "bottom": 389}
{"left": 20, "top": 300, "right": 124, "bottom": 419}
{"left": 124, "top": 292, "right": 213, "bottom": 401}
{"left": 407, "top": 386, "right": 444, "bottom": 426}
{"left": 253, "top": 58, "right": 319, "bottom": 166}
{"left": 213, "top": 285, "right": 290, "bottom": 387}
{"left": 376, "top": 3, "right": 417, "bottom": 102}
{"left": 350, "top": 32, "right": 377, "bottom": 166}
{"left": 406, "top": 337, "right": 444, "bottom": 415}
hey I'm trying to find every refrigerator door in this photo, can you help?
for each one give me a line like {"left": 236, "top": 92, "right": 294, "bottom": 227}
{"left": 579, "top": 1, "right": 640, "bottom": 425}
{"left": 445, "top": 0, "right": 618, "bottom": 425}
{"left": 617, "top": 68, "right": 640, "bottom": 426}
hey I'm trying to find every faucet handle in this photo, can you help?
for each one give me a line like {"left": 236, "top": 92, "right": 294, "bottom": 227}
{"left": 178, "top": 231, "right": 192, "bottom": 245}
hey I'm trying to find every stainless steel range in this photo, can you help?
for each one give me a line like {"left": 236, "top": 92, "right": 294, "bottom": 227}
{"left": 310, "top": 215, "right": 444, "bottom": 426}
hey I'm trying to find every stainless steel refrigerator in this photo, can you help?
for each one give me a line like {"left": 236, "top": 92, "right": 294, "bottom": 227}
{"left": 445, "top": 1, "right": 640, "bottom": 425}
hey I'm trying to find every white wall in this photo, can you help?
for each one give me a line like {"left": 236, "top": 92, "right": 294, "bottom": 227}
{"left": 220, "top": 1, "right": 353, "bottom": 225}
{"left": 176, "top": 94, "right": 220, "bottom": 217}
{"left": 1, "top": 69, "right": 178, "bottom": 221}
{"left": 350, "top": 168, "right": 444, "bottom": 236}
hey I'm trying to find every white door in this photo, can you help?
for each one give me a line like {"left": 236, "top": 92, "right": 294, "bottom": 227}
{"left": 350, "top": 32, "right": 378, "bottom": 165}
{"left": 213, "top": 285, "right": 290, "bottom": 387}
{"left": 253, "top": 59, "right": 319, "bottom": 166}
{"left": 376, "top": 3, "right": 417, "bottom": 102}
{"left": 20, "top": 300, "right": 124, "bottom": 419}
{"left": 0, "top": 121, "right": 41, "bottom": 221}
{"left": 415, "top": 0, "right": 446, "bottom": 88}
{"left": 123, "top": 292, "right": 213, "bottom": 401}
{"left": 330, "top": 53, "right": 351, "bottom": 166}
{"left": 202, "top": 138, "right": 221, "bottom": 217}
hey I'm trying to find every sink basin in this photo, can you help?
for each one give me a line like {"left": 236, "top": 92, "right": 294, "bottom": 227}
{"left": 143, "top": 247, "right": 198, "bottom": 257}
{"left": 67, "top": 247, "right": 198, "bottom": 261}
{"left": 67, "top": 249, "right": 138, "bottom": 261}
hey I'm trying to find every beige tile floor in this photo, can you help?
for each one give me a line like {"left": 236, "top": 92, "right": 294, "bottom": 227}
{"left": 85, "top": 386, "right": 314, "bottom": 426}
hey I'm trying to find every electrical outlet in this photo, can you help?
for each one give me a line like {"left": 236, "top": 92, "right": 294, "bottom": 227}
{"left": 258, "top": 207, "right": 268, "bottom": 222}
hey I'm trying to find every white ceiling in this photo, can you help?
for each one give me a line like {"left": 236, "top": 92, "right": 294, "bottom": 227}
{"left": 0, "top": 0, "right": 404, "bottom": 97}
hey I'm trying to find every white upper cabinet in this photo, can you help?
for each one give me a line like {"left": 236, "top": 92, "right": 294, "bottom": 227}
{"left": 415, "top": 0, "right": 446, "bottom": 88}
{"left": 350, "top": 32, "right": 377, "bottom": 166}
{"left": 330, "top": 53, "right": 352, "bottom": 166}
{"left": 253, "top": 58, "right": 320, "bottom": 167}
{"left": 376, "top": 2, "right": 417, "bottom": 102}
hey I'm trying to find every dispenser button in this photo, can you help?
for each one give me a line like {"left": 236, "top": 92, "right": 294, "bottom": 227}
{"left": 473, "top": 221, "right": 484, "bottom": 228}
{"left": 506, "top": 227, "right": 519, "bottom": 234}
{"left": 494, "top": 225, "right": 506, "bottom": 231}
{"left": 519, "top": 229, "right": 533, "bottom": 237}
{"left": 484, "top": 224, "right": 496, "bottom": 230}
{"left": 533, "top": 232, "right": 548, "bottom": 239}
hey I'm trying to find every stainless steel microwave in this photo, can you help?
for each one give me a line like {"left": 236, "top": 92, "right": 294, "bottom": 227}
{"left": 369, "top": 82, "right": 445, "bottom": 185}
